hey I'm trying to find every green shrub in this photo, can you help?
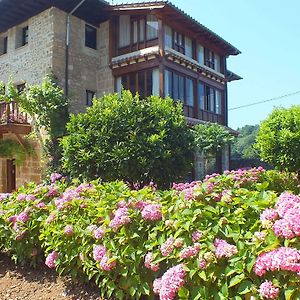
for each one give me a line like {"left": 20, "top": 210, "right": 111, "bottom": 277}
{"left": 261, "top": 170, "right": 300, "bottom": 194}
{"left": 61, "top": 90, "right": 194, "bottom": 188}
{"left": 3, "top": 168, "right": 298, "bottom": 299}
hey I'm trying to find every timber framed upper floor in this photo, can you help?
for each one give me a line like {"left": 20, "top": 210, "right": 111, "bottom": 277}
{"left": 0, "top": 0, "right": 241, "bottom": 127}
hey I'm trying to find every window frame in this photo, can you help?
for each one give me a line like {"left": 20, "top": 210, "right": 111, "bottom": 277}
{"left": 85, "top": 24, "right": 97, "bottom": 50}
{"left": 22, "top": 26, "right": 29, "bottom": 46}
{"left": 86, "top": 90, "right": 96, "bottom": 106}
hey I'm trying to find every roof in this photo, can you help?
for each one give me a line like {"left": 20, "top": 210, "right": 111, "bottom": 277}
{"left": 0, "top": 0, "right": 110, "bottom": 32}
{"left": 110, "top": 1, "right": 241, "bottom": 56}
{"left": 226, "top": 70, "right": 243, "bottom": 82}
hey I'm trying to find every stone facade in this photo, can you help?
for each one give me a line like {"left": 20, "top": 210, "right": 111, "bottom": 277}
{"left": 0, "top": 7, "right": 114, "bottom": 112}
{"left": 0, "top": 7, "right": 114, "bottom": 192}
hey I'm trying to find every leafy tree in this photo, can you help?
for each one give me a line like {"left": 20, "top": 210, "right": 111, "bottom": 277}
{"left": 192, "top": 123, "right": 234, "bottom": 174}
{"left": 61, "top": 90, "right": 194, "bottom": 187}
{"left": 256, "top": 106, "right": 300, "bottom": 177}
{"left": 193, "top": 123, "right": 234, "bottom": 155}
{"left": 231, "top": 125, "right": 260, "bottom": 159}
{"left": 0, "top": 75, "right": 69, "bottom": 174}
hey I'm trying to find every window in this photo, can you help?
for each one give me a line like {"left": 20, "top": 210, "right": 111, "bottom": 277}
{"left": 197, "top": 44, "right": 204, "bottom": 65}
{"left": 146, "top": 15, "right": 158, "bottom": 40}
{"left": 198, "top": 82, "right": 223, "bottom": 115}
{"left": 22, "top": 26, "right": 28, "bottom": 46}
{"left": 165, "top": 26, "right": 173, "bottom": 48}
{"left": 119, "top": 15, "right": 130, "bottom": 48}
{"left": 185, "top": 37, "right": 192, "bottom": 58}
{"left": 164, "top": 69, "right": 195, "bottom": 107}
{"left": 119, "top": 69, "right": 155, "bottom": 99}
{"left": 16, "top": 83, "right": 26, "bottom": 93}
{"left": 86, "top": 90, "right": 95, "bottom": 106}
{"left": 16, "top": 25, "right": 29, "bottom": 48}
{"left": 0, "top": 36, "right": 8, "bottom": 55}
{"left": 204, "top": 48, "right": 215, "bottom": 69}
{"left": 118, "top": 15, "right": 159, "bottom": 51}
{"left": 174, "top": 31, "right": 184, "bottom": 54}
{"left": 85, "top": 25, "right": 97, "bottom": 49}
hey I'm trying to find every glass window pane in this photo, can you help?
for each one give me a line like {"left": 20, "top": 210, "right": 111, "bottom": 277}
{"left": 146, "top": 70, "right": 153, "bottom": 97}
{"left": 214, "top": 54, "right": 221, "bottom": 72}
{"left": 129, "top": 73, "right": 136, "bottom": 95}
{"left": 164, "top": 70, "right": 172, "bottom": 97}
{"left": 173, "top": 74, "right": 179, "bottom": 101}
{"left": 146, "top": 15, "right": 158, "bottom": 40}
{"left": 185, "top": 37, "right": 192, "bottom": 58}
{"left": 186, "top": 78, "right": 194, "bottom": 106}
{"left": 197, "top": 44, "right": 204, "bottom": 65}
{"left": 165, "top": 26, "right": 172, "bottom": 48}
{"left": 119, "top": 15, "right": 130, "bottom": 47}
{"left": 198, "top": 83, "right": 205, "bottom": 110}
{"left": 138, "top": 71, "right": 145, "bottom": 99}
{"left": 179, "top": 75, "right": 184, "bottom": 102}
{"left": 215, "top": 90, "right": 222, "bottom": 114}
{"left": 139, "top": 19, "right": 145, "bottom": 42}
{"left": 85, "top": 25, "right": 97, "bottom": 49}
{"left": 133, "top": 21, "right": 138, "bottom": 44}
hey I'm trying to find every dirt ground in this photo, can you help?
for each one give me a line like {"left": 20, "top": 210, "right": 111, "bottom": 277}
{"left": 0, "top": 253, "right": 102, "bottom": 300}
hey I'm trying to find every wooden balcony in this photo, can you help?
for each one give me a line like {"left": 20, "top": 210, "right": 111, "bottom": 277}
{"left": 0, "top": 101, "right": 31, "bottom": 135}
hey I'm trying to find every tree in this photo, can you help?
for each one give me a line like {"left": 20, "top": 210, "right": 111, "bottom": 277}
{"left": 231, "top": 124, "right": 260, "bottom": 160}
{"left": 256, "top": 106, "right": 300, "bottom": 177}
{"left": 192, "top": 123, "right": 234, "bottom": 173}
{"left": 193, "top": 123, "right": 234, "bottom": 155}
{"left": 61, "top": 91, "right": 194, "bottom": 187}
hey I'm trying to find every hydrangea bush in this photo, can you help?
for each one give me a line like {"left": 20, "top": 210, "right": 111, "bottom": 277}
{"left": 0, "top": 167, "right": 300, "bottom": 299}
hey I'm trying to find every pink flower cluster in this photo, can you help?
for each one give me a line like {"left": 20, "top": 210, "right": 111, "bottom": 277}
{"left": 153, "top": 264, "right": 186, "bottom": 300}
{"left": 172, "top": 181, "right": 201, "bottom": 201}
{"left": 144, "top": 252, "right": 159, "bottom": 272}
{"left": 54, "top": 189, "right": 81, "bottom": 210}
{"left": 192, "top": 230, "right": 203, "bottom": 242}
{"left": 50, "top": 172, "right": 62, "bottom": 183}
{"left": 160, "top": 237, "right": 175, "bottom": 257}
{"left": 141, "top": 204, "right": 162, "bottom": 221}
{"left": 45, "top": 251, "right": 59, "bottom": 268}
{"left": 64, "top": 225, "right": 74, "bottom": 236}
{"left": 75, "top": 183, "right": 93, "bottom": 194}
{"left": 109, "top": 207, "right": 131, "bottom": 230}
{"left": 93, "top": 227, "right": 105, "bottom": 240}
{"left": 0, "top": 193, "right": 10, "bottom": 201}
{"left": 214, "top": 239, "right": 238, "bottom": 259}
{"left": 259, "top": 281, "right": 280, "bottom": 299}
{"left": 179, "top": 244, "right": 200, "bottom": 259}
{"left": 254, "top": 247, "right": 300, "bottom": 276}
{"left": 261, "top": 192, "right": 300, "bottom": 239}
{"left": 93, "top": 245, "right": 116, "bottom": 271}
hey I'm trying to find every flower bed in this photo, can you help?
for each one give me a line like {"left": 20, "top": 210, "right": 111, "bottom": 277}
{"left": 0, "top": 168, "right": 300, "bottom": 299}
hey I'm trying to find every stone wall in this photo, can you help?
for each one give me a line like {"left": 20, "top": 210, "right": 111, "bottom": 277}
{"left": 0, "top": 8, "right": 55, "bottom": 85}
{"left": 51, "top": 8, "right": 114, "bottom": 114}
{"left": 0, "top": 134, "right": 42, "bottom": 193}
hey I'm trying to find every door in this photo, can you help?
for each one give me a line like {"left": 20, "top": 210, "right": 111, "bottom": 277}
{"left": 6, "top": 159, "right": 16, "bottom": 193}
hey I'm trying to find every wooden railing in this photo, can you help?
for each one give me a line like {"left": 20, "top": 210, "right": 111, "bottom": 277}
{"left": 0, "top": 101, "right": 29, "bottom": 125}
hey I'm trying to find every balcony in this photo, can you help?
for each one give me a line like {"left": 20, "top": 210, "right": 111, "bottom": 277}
{"left": 0, "top": 101, "right": 31, "bottom": 135}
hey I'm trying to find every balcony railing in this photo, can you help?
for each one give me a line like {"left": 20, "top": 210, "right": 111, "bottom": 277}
{"left": 0, "top": 101, "right": 29, "bottom": 125}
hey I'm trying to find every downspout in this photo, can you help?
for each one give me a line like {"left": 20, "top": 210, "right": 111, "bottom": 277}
{"left": 65, "top": 0, "right": 87, "bottom": 96}
{"left": 224, "top": 56, "right": 229, "bottom": 127}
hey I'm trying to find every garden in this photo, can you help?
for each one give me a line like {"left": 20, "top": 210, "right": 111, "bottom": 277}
{"left": 1, "top": 78, "right": 300, "bottom": 299}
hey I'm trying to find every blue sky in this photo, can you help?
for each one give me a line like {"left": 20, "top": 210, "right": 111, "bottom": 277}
{"left": 114, "top": 0, "right": 300, "bottom": 129}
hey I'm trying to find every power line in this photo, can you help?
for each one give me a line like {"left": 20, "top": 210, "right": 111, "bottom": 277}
{"left": 229, "top": 90, "right": 300, "bottom": 111}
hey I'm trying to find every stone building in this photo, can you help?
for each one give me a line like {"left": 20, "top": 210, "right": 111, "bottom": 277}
{"left": 0, "top": 0, "right": 241, "bottom": 192}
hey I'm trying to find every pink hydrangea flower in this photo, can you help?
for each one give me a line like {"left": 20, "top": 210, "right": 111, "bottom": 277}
{"left": 153, "top": 264, "right": 186, "bottom": 300}
{"left": 93, "top": 227, "right": 105, "bottom": 240}
{"left": 141, "top": 204, "right": 162, "bottom": 221}
{"left": 260, "top": 208, "right": 278, "bottom": 222}
{"left": 109, "top": 207, "right": 131, "bottom": 230}
{"left": 214, "top": 239, "right": 238, "bottom": 259}
{"left": 35, "top": 201, "right": 46, "bottom": 209}
{"left": 16, "top": 194, "right": 27, "bottom": 201}
{"left": 192, "top": 230, "right": 203, "bottom": 242}
{"left": 45, "top": 251, "right": 59, "bottom": 268}
{"left": 64, "top": 225, "right": 74, "bottom": 236}
{"left": 50, "top": 172, "right": 62, "bottom": 183}
{"left": 17, "top": 212, "right": 29, "bottom": 223}
{"left": 7, "top": 215, "right": 17, "bottom": 223}
{"left": 160, "top": 238, "right": 175, "bottom": 257}
{"left": 254, "top": 247, "right": 300, "bottom": 276}
{"left": 253, "top": 231, "right": 267, "bottom": 242}
{"left": 99, "top": 254, "right": 116, "bottom": 271}
{"left": 0, "top": 193, "right": 10, "bottom": 201}
{"left": 198, "top": 258, "right": 207, "bottom": 269}
{"left": 93, "top": 245, "right": 107, "bottom": 262}
{"left": 259, "top": 281, "right": 280, "bottom": 299}
{"left": 179, "top": 246, "right": 200, "bottom": 259}
{"left": 144, "top": 252, "right": 160, "bottom": 272}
